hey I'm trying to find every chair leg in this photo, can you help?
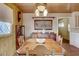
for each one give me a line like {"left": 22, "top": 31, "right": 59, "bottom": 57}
{"left": 26, "top": 48, "right": 29, "bottom": 56}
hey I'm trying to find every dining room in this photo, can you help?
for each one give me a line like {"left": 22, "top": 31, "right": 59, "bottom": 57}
{"left": 0, "top": 3, "right": 79, "bottom": 56}
{"left": 15, "top": 3, "right": 79, "bottom": 56}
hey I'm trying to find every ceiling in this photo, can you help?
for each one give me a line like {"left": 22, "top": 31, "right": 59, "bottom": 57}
{"left": 15, "top": 3, "right": 79, "bottom": 13}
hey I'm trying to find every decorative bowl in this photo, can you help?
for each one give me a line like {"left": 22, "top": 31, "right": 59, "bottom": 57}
{"left": 36, "top": 38, "right": 45, "bottom": 44}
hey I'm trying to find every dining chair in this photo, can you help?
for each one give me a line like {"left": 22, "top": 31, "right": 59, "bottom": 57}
{"left": 50, "top": 47, "right": 65, "bottom": 56}
{"left": 61, "top": 47, "right": 65, "bottom": 55}
{"left": 49, "top": 32, "right": 56, "bottom": 41}
{"left": 18, "top": 36, "right": 25, "bottom": 46}
{"left": 50, "top": 49, "right": 56, "bottom": 56}
{"left": 56, "top": 35, "right": 63, "bottom": 45}
{"left": 57, "top": 47, "right": 65, "bottom": 56}
{"left": 26, "top": 48, "right": 29, "bottom": 56}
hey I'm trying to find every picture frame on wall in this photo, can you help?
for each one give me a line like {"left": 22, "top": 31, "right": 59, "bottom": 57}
{"left": 34, "top": 20, "right": 52, "bottom": 30}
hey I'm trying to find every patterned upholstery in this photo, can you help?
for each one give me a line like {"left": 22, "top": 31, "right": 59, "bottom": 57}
{"left": 30, "top": 32, "right": 56, "bottom": 41}
{"left": 49, "top": 32, "right": 56, "bottom": 41}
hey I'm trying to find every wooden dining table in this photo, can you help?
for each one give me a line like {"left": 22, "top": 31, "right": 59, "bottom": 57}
{"left": 17, "top": 38, "right": 65, "bottom": 55}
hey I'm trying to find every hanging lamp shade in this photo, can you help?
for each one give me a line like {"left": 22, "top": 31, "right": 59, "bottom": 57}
{"left": 35, "top": 9, "right": 39, "bottom": 16}
{"left": 43, "top": 9, "right": 48, "bottom": 16}
{"left": 35, "top": 3, "right": 48, "bottom": 16}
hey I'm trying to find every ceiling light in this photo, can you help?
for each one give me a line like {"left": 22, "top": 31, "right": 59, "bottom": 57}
{"left": 37, "top": 5, "right": 45, "bottom": 12}
{"left": 35, "top": 3, "right": 48, "bottom": 16}
{"left": 35, "top": 9, "right": 39, "bottom": 16}
{"left": 43, "top": 9, "right": 48, "bottom": 16}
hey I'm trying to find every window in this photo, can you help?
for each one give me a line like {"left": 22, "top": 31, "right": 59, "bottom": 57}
{"left": 59, "top": 22, "right": 64, "bottom": 27}
{"left": 0, "top": 21, "right": 11, "bottom": 35}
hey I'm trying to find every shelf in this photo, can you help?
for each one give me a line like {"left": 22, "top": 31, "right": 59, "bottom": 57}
{"left": 32, "top": 16, "right": 55, "bottom": 19}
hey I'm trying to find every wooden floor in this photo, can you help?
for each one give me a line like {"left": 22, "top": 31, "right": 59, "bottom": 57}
{"left": 62, "top": 39, "right": 79, "bottom": 56}
{"left": 62, "top": 43, "right": 79, "bottom": 56}
{"left": 63, "top": 39, "right": 69, "bottom": 43}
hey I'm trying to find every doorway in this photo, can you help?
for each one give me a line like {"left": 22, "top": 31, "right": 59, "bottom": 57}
{"left": 58, "top": 18, "right": 70, "bottom": 44}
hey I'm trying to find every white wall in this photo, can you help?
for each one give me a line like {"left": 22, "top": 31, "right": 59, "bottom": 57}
{"left": 70, "top": 32, "right": 79, "bottom": 48}
{"left": 69, "top": 12, "right": 79, "bottom": 48}
{"left": 0, "top": 4, "right": 13, "bottom": 23}
{"left": 23, "top": 13, "right": 71, "bottom": 37}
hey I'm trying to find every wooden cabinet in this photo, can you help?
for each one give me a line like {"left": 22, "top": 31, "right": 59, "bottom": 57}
{"left": 15, "top": 25, "right": 25, "bottom": 50}
{"left": 71, "top": 12, "right": 79, "bottom": 28}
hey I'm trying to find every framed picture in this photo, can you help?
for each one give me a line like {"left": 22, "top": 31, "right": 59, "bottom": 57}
{"left": 34, "top": 20, "right": 52, "bottom": 30}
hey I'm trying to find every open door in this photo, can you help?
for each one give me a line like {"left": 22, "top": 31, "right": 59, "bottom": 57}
{"left": 58, "top": 18, "right": 70, "bottom": 44}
